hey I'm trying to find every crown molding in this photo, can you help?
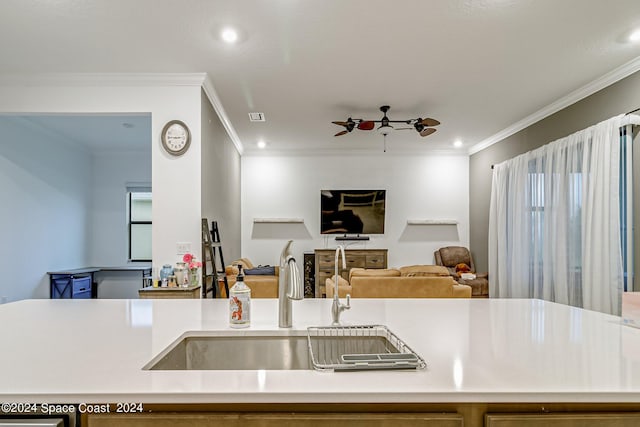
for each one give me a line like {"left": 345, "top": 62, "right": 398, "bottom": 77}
{"left": 201, "top": 75, "right": 244, "bottom": 155}
{"left": 468, "top": 56, "right": 640, "bottom": 155}
{"left": 0, "top": 73, "right": 207, "bottom": 87}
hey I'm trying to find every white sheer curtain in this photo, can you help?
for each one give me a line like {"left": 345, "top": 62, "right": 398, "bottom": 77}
{"left": 488, "top": 115, "right": 624, "bottom": 315}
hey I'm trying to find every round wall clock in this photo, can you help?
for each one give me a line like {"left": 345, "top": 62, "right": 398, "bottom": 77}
{"left": 161, "top": 120, "right": 191, "bottom": 156}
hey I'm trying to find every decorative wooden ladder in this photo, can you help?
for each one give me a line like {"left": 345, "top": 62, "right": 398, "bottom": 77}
{"left": 201, "top": 219, "right": 229, "bottom": 298}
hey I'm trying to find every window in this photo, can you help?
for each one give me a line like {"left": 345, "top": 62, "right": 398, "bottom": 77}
{"left": 526, "top": 156, "right": 584, "bottom": 303}
{"left": 620, "top": 126, "right": 633, "bottom": 292}
{"left": 128, "top": 189, "right": 152, "bottom": 262}
{"left": 527, "top": 167, "right": 545, "bottom": 273}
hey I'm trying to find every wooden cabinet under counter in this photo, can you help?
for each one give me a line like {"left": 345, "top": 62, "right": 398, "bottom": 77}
{"left": 314, "top": 249, "right": 387, "bottom": 297}
{"left": 84, "top": 404, "right": 640, "bottom": 427}
{"left": 86, "top": 412, "right": 463, "bottom": 427}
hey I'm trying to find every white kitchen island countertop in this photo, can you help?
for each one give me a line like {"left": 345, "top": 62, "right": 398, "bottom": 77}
{"left": 2, "top": 298, "right": 640, "bottom": 404}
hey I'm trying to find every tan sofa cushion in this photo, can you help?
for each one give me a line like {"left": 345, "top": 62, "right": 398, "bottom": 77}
{"left": 226, "top": 258, "right": 255, "bottom": 276}
{"left": 331, "top": 275, "right": 349, "bottom": 287}
{"left": 223, "top": 258, "right": 279, "bottom": 298}
{"left": 349, "top": 276, "right": 471, "bottom": 298}
{"left": 325, "top": 276, "right": 352, "bottom": 298}
{"left": 223, "top": 275, "right": 278, "bottom": 298}
{"left": 349, "top": 268, "right": 400, "bottom": 282}
{"left": 452, "top": 283, "right": 474, "bottom": 298}
{"left": 237, "top": 258, "right": 255, "bottom": 269}
{"left": 398, "top": 265, "right": 449, "bottom": 277}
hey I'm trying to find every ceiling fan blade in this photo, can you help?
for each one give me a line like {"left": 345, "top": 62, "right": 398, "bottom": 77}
{"left": 334, "top": 130, "right": 349, "bottom": 137}
{"left": 420, "top": 127, "right": 437, "bottom": 137}
{"left": 396, "top": 127, "right": 413, "bottom": 130}
{"left": 332, "top": 121, "right": 349, "bottom": 127}
{"left": 357, "top": 121, "right": 375, "bottom": 131}
{"left": 420, "top": 118, "right": 441, "bottom": 127}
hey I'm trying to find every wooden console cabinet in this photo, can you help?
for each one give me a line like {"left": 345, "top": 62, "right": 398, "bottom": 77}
{"left": 138, "top": 284, "right": 201, "bottom": 299}
{"left": 314, "top": 248, "right": 387, "bottom": 297}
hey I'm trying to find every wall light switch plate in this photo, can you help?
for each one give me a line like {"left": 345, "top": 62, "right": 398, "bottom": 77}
{"left": 176, "top": 242, "right": 191, "bottom": 255}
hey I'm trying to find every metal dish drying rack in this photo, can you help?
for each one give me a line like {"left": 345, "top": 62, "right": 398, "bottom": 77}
{"left": 306, "top": 325, "right": 426, "bottom": 371}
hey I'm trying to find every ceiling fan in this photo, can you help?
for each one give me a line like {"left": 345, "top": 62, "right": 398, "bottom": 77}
{"left": 332, "top": 105, "right": 440, "bottom": 138}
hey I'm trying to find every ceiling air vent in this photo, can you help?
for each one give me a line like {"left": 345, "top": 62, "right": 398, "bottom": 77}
{"left": 248, "top": 112, "right": 265, "bottom": 122}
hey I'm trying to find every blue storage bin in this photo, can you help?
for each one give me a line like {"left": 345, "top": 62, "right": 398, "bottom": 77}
{"left": 72, "top": 276, "right": 92, "bottom": 299}
{"left": 51, "top": 275, "right": 92, "bottom": 299}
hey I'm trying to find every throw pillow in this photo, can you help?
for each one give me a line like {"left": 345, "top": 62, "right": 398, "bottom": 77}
{"left": 225, "top": 265, "right": 239, "bottom": 276}
{"left": 455, "top": 263, "right": 471, "bottom": 273}
{"left": 329, "top": 275, "right": 350, "bottom": 287}
{"left": 399, "top": 265, "right": 449, "bottom": 277}
{"left": 244, "top": 266, "right": 276, "bottom": 275}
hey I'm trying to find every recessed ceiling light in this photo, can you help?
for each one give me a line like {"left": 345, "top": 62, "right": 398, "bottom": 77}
{"left": 453, "top": 140, "right": 463, "bottom": 148}
{"left": 221, "top": 27, "right": 239, "bottom": 44}
{"left": 257, "top": 140, "right": 266, "bottom": 149}
{"left": 630, "top": 29, "right": 640, "bottom": 42}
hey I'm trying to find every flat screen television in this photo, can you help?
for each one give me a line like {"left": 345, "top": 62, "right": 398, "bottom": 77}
{"left": 321, "top": 190, "right": 386, "bottom": 235}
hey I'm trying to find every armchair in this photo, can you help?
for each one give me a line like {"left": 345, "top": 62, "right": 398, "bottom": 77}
{"left": 434, "top": 246, "right": 489, "bottom": 297}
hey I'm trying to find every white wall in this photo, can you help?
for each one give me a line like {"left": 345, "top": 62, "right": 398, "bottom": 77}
{"left": 241, "top": 153, "right": 469, "bottom": 269}
{"left": 201, "top": 90, "right": 241, "bottom": 264}
{"left": 0, "top": 79, "right": 203, "bottom": 282}
{"left": 90, "top": 149, "right": 152, "bottom": 298}
{"left": 0, "top": 117, "right": 92, "bottom": 301}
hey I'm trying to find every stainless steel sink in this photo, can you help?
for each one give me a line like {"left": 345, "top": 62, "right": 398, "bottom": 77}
{"left": 144, "top": 326, "right": 425, "bottom": 371}
{"left": 144, "top": 332, "right": 311, "bottom": 370}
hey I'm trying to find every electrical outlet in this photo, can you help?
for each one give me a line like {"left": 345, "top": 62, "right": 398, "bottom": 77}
{"left": 176, "top": 242, "right": 191, "bottom": 255}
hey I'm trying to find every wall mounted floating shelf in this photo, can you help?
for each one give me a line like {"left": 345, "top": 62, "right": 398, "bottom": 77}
{"left": 406, "top": 220, "right": 458, "bottom": 225}
{"left": 253, "top": 218, "right": 305, "bottom": 224}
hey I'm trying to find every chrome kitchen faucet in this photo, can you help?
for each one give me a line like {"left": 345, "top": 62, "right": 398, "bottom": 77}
{"left": 331, "top": 245, "right": 351, "bottom": 325}
{"left": 278, "top": 240, "right": 304, "bottom": 328}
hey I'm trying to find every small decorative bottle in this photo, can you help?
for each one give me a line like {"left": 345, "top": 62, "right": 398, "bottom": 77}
{"left": 229, "top": 265, "right": 251, "bottom": 328}
{"left": 174, "top": 262, "right": 187, "bottom": 287}
{"left": 160, "top": 264, "right": 173, "bottom": 287}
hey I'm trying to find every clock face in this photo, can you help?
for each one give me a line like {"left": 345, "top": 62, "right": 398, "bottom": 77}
{"left": 161, "top": 120, "right": 191, "bottom": 156}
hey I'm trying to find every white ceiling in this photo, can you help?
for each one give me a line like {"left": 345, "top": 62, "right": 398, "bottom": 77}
{"left": 0, "top": 0, "right": 639, "bottom": 154}
{"left": 1, "top": 115, "right": 151, "bottom": 151}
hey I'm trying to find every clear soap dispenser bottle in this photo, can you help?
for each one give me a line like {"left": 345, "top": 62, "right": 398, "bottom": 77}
{"left": 229, "top": 264, "right": 251, "bottom": 328}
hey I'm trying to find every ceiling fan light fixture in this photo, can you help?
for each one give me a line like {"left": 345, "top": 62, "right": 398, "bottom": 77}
{"left": 377, "top": 124, "right": 394, "bottom": 135}
{"left": 331, "top": 105, "right": 440, "bottom": 142}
